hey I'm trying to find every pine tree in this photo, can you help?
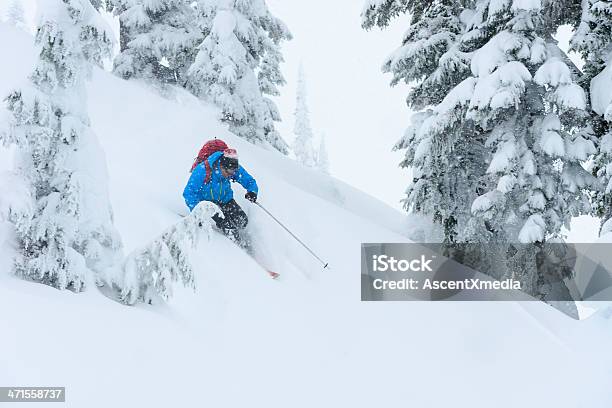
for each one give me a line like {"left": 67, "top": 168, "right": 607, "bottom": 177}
{"left": 465, "top": 0, "right": 596, "bottom": 245}
{"left": 259, "top": 12, "right": 292, "bottom": 154}
{"left": 5, "top": 0, "right": 25, "bottom": 30}
{"left": 316, "top": 133, "right": 331, "bottom": 174}
{"left": 1, "top": 0, "right": 123, "bottom": 291}
{"left": 363, "top": 0, "right": 592, "bottom": 302}
{"left": 362, "top": 0, "right": 483, "bottom": 243}
{"left": 292, "top": 65, "right": 317, "bottom": 167}
{"left": 364, "top": 0, "right": 595, "bottom": 245}
{"left": 89, "top": 0, "right": 103, "bottom": 10}
{"left": 186, "top": 0, "right": 291, "bottom": 153}
{"left": 111, "top": 0, "right": 200, "bottom": 86}
{"left": 571, "top": 0, "right": 612, "bottom": 230}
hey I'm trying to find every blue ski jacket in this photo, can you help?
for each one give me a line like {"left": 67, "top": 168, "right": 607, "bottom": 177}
{"left": 183, "top": 151, "right": 258, "bottom": 211}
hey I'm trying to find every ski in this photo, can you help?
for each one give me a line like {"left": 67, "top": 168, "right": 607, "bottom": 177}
{"left": 212, "top": 227, "right": 280, "bottom": 280}
{"left": 174, "top": 212, "right": 280, "bottom": 279}
{"left": 232, "top": 238, "right": 281, "bottom": 280}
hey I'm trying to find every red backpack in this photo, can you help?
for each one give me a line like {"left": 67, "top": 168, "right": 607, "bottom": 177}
{"left": 190, "top": 139, "right": 228, "bottom": 183}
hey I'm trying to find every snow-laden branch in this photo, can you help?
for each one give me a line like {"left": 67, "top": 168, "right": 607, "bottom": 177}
{"left": 113, "top": 202, "right": 217, "bottom": 305}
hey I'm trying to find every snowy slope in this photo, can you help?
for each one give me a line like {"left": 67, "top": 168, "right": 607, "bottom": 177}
{"left": 1, "top": 23, "right": 612, "bottom": 408}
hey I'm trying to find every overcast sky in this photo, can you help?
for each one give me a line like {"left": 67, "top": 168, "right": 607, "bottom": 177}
{"left": 265, "top": 0, "right": 412, "bottom": 211}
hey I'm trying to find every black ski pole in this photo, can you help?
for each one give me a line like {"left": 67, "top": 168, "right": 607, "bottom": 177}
{"left": 255, "top": 202, "right": 329, "bottom": 269}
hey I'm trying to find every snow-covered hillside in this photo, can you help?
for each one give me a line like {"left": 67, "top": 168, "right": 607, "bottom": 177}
{"left": 1, "top": 23, "right": 612, "bottom": 408}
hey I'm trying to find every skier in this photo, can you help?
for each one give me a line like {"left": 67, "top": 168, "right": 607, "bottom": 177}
{"left": 183, "top": 147, "right": 258, "bottom": 242}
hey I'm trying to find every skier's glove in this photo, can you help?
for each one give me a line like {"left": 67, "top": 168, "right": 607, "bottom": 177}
{"left": 245, "top": 191, "right": 258, "bottom": 203}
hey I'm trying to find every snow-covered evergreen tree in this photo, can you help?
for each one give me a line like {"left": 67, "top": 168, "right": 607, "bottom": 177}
{"left": 90, "top": 0, "right": 103, "bottom": 10}
{"left": 571, "top": 0, "right": 612, "bottom": 230}
{"left": 364, "top": 0, "right": 595, "bottom": 246}
{"left": 119, "top": 202, "right": 216, "bottom": 305}
{"left": 316, "top": 133, "right": 331, "bottom": 174}
{"left": 186, "top": 0, "right": 291, "bottom": 153}
{"left": 292, "top": 65, "right": 317, "bottom": 167}
{"left": 111, "top": 0, "right": 200, "bottom": 86}
{"left": 5, "top": 0, "right": 26, "bottom": 30}
{"left": 362, "top": 0, "right": 485, "bottom": 243}
{"left": 0, "top": 0, "right": 123, "bottom": 291}
{"left": 465, "top": 0, "right": 596, "bottom": 245}
{"left": 258, "top": 13, "right": 292, "bottom": 154}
